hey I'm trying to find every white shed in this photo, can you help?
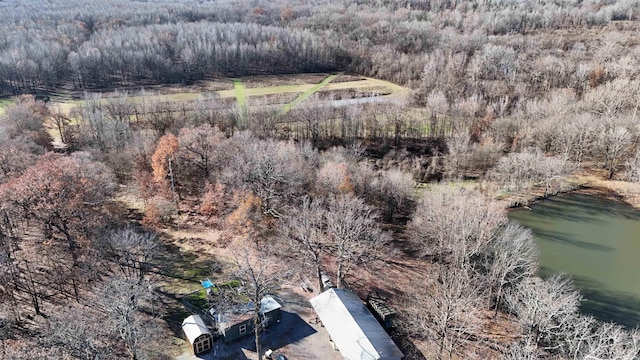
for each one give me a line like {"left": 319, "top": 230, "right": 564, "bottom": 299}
{"left": 182, "top": 314, "right": 213, "bottom": 355}
{"left": 309, "top": 288, "right": 404, "bottom": 360}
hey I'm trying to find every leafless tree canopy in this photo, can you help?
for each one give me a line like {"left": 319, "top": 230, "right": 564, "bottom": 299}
{"left": 100, "top": 226, "right": 160, "bottom": 283}
{"left": 232, "top": 247, "right": 291, "bottom": 360}
{"left": 3, "top": 0, "right": 640, "bottom": 358}
{"left": 404, "top": 265, "right": 483, "bottom": 360}
{"left": 407, "top": 187, "right": 506, "bottom": 266}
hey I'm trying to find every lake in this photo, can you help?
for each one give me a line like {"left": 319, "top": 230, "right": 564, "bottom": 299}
{"left": 508, "top": 193, "right": 640, "bottom": 327}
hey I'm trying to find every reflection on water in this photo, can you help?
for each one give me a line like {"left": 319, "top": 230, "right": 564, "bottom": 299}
{"left": 509, "top": 193, "right": 640, "bottom": 328}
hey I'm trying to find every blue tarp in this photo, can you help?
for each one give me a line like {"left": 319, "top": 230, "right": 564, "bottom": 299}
{"left": 201, "top": 279, "right": 215, "bottom": 289}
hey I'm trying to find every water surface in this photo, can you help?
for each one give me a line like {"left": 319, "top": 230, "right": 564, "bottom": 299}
{"left": 509, "top": 193, "right": 640, "bottom": 327}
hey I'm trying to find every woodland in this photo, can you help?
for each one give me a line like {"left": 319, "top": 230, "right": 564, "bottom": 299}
{"left": 2, "top": 0, "right": 640, "bottom": 359}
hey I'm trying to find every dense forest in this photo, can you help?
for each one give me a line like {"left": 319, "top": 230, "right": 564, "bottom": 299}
{"left": 2, "top": 0, "right": 640, "bottom": 359}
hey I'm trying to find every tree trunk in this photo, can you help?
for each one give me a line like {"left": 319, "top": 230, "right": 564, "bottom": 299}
{"left": 254, "top": 303, "right": 262, "bottom": 359}
{"left": 24, "top": 260, "right": 41, "bottom": 316}
{"left": 493, "top": 285, "right": 502, "bottom": 318}
{"left": 336, "top": 262, "right": 343, "bottom": 289}
{"left": 316, "top": 263, "right": 324, "bottom": 293}
{"left": 438, "top": 331, "right": 446, "bottom": 360}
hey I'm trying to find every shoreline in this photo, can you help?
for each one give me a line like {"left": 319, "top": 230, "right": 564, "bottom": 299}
{"left": 502, "top": 173, "right": 640, "bottom": 211}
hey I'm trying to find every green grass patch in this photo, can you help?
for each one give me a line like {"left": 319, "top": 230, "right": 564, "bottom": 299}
{"left": 0, "top": 98, "right": 15, "bottom": 116}
{"left": 184, "top": 289, "right": 209, "bottom": 310}
{"left": 218, "top": 279, "right": 242, "bottom": 288}
{"left": 232, "top": 78, "right": 247, "bottom": 110}
{"left": 282, "top": 74, "right": 337, "bottom": 114}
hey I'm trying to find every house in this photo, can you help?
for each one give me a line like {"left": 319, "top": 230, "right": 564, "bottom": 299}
{"left": 182, "top": 314, "right": 213, "bottom": 355}
{"left": 309, "top": 288, "right": 404, "bottom": 360}
{"left": 214, "top": 295, "right": 282, "bottom": 343}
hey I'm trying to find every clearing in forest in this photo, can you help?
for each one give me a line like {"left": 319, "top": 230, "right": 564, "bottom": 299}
{"left": 4, "top": 73, "right": 409, "bottom": 118}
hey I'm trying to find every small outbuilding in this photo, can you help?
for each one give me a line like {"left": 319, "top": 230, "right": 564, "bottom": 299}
{"left": 367, "top": 292, "right": 397, "bottom": 329}
{"left": 214, "top": 295, "right": 282, "bottom": 343}
{"left": 182, "top": 314, "right": 213, "bottom": 355}
{"left": 309, "top": 288, "right": 404, "bottom": 360}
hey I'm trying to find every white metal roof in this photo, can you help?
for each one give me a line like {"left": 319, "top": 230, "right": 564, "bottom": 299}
{"left": 309, "top": 288, "right": 404, "bottom": 360}
{"left": 182, "top": 314, "right": 212, "bottom": 344}
{"left": 215, "top": 295, "right": 282, "bottom": 329}
{"left": 260, "top": 295, "right": 282, "bottom": 314}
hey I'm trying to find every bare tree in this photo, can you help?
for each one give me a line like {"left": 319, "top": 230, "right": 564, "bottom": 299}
{"left": 582, "top": 321, "right": 640, "bottom": 359}
{"left": 595, "top": 117, "right": 635, "bottom": 179}
{"left": 489, "top": 149, "right": 572, "bottom": 195}
{"left": 101, "top": 226, "right": 160, "bottom": 283}
{"left": 98, "top": 275, "right": 158, "bottom": 360}
{"left": 225, "top": 138, "right": 312, "bottom": 218}
{"left": 407, "top": 186, "right": 506, "bottom": 267}
{"left": 500, "top": 340, "right": 542, "bottom": 360}
{"left": 371, "top": 169, "right": 415, "bottom": 222}
{"left": 540, "top": 310, "right": 640, "bottom": 359}
{"left": 176, "top": 124, "right": 225, "bottom": 189}
{"left": 42, "top": 307, "right": 107, "bottom": 360}
{"left": 624, "top": 148, "right": 640, "bottom": 182}
{"left": 505, "top": 274, "right": 581, "bottom": 351}
{"left": 325, "top": 194, "right": 390, "bottom": 289}
{"left": 233, "top": 248, "right": 289, "bottom": 360}
{"left": 486, "top": 223, "right": 538, "bottom": 316}
{"left": 404, "top": 265, "right": 482, "bottom": 360}
{"left": 550, "top": 114, "right": 596, "bottom": 164}
{"left": 280, "top": 196, "right": 327, "bottom": 292}
{"left": 443, "top": 131, "right": 473, "bottom": 179}
{"left": 103, "top": 91, "right": 134, "bottom": 123}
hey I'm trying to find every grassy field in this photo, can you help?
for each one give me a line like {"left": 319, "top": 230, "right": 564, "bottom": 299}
{"left": 232, "top": 78, "right": 247, "bottom": 109}
{"left": 39, "top": 73, "right": 410, "bottom": 117}
{"left": 0, "top": 98, "right": 14, "bottom": 116}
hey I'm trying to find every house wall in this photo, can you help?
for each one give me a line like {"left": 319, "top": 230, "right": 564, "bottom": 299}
{"left": 222, "top": 319, "right": 254, "bottom": 343}
{"left": 221, "top": 309, "right": 281, "bottom": 343}
{"left": 264, "top": 308, "right": 281, "bottom": 325}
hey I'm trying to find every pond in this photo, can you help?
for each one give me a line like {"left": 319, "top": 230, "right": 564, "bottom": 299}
{"left": 508, "top": 193, "right": 640, "bottom": 328}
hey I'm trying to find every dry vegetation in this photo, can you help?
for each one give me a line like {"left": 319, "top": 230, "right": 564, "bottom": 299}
{"left": 2, "top": 0, "right": 640, "bottom": 359}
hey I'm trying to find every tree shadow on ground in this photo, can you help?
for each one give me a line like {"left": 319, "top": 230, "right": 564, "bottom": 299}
{"left": 153, "top": 241, "right": 214, "bottom": 282}
{"left": 151, "top": 239, "right": 221, "bottom": 339}
{"left": 240, "top": 310, "right": 317, "bottom": 352}
{"left": 155, "top": 290, "right": 193, "bottom": 338}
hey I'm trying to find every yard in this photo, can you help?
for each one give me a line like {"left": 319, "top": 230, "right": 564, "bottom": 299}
{"left": 143, "top": 221, "right": 344, "bottom": 360}
{"left": 174, "top": 287, "right": 343, "bottom": 360}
